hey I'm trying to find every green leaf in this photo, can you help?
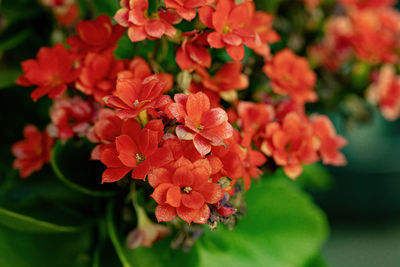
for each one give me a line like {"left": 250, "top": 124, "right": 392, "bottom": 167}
{"left": 0, "top": 69, "right": 21, "bottom": 89}
{"left": 0, "top": 28, "right": 33, "bottom": 52}
{"left": 0, "top": 205, "right": 82, "bottom": 233}
{"left": 0, "top": 225, "right": 92, "bottom": 267}
{"left": 195, "top": 175, "right": 329, "bottom": 267}
{"left": 303, "top": 253, "right": 328, "bottom": 267}
{"left": 106, "top": 175, "right": 328, "bottom": 267}
{"left": 94, "top": 0, "right": 121, "bottom": 17}
{"left": 51, "top": 140, "right": 116, "bottom": 197}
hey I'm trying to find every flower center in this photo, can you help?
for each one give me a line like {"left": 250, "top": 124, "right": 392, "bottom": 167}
{"left": 222, "top": 25, "right": 232, "bottom": 34}
{"left": 135, "top": 153, "right": 145, "bottom": 163}
{"left": 182, "top": 187, "right": 192, "bottom": 193}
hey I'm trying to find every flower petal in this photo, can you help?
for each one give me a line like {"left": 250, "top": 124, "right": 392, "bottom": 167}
{"left": 172, "top": 166, "right": 194, "bottom": 187}
{"left": 151, "top": 183, "right": 173, "bottom": 204}
{"left": 197, "top": 182, "right": 224, "bottom": 204}
{"left": 166, "top": 186, "right": 182, "bottom": 207}
{"left": 193, "top": 134, "right": 211, "bottom": 156}
{"left": 193, "top": 204, "right": 210, "bottom": 224}
{"left": 155, "top": 204, "right": 177, "bottom": 222}
{"left": 148, "top": 168, "right": 171, "bottom": 188}
{"left": 102, "top": 167, "right": 131, "bottom": 183}
{"left": 181, "top": 191, "right": 205, "bottom": 209}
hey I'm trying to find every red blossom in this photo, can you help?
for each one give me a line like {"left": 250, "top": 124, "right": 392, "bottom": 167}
{"left": 41, "top": 0, "right": 79, "bottom": 27}
{"left": 48, "top": 96, "right": 97, "bottom": 140}
{"left": 367, "top": 65, "right": 400, "bottom": 121}
{"left": 118, "top": 57, "right": 174, "bottom": 94}
{"left": 87, "top": 108, "right": 123, "bottom": 160}
{"left": 241, "top": 145, "right": 266, "bottom": 190}
{"left": 247, "top": 11, "right": 280, "bottom": 57}
{"left": 261, "top": 112, "right": 320, "bottom": 179}
{"left": 263, "top": 49, "right": 317, "bottom": 104}
{"left": 199, "top": 0, "right": 258, "bottom": 61}
{"left": 349, "top": 8, "right": 400, "bottom": 64}
{"left": 339, "top": 0, "right": 395, "bottom": 9}
{"left": 149, "top": 157, "right": 224, "bottom": 224}
{"left": 16, "top": 44, "right": 79, "bottom": 101}
{"left": 114, "top": 0, "right": 180, "bottom": 42}
{"left": 237, "top": 101, "right": 275, "bottom": 147}
{"left": 12, "top": 125, "right": 53, "bottom": 178}
{"left": 76, "top": 51, "right": 125, "bottom": 104}
{"left": 100, "top": 118, "right": 172, "bottom": 182}
{"left": 308, "top": 17, "right": 353, "bottom": 71}
{"left": 191, "top": 63, "right": 249, "bottom": 103}
{"left": 104, "top": 75, "right": 165, "bottom": 119}
{"left": 164, "top": 0, "right": 214, "bottom": 21}
{"left": 311, "top": 115, "right": 347, "bottom": 166}
{"left": 168, "top": 92, "right": 233, "bottom": 156}
{"left": 176, "top": 31, "right": 211, "bottom": 71}
{"left": 67, "top": 14, "right": 125, "bottom": 53}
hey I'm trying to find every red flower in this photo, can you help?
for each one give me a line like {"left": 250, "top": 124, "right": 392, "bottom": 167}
{"left": 261, "top": 112, "right": 320, "bottom": 179}
{"left": 118, "top": 57, "right": 173, "bottom": 94}
{"left": 41, "top": 0, "right": 79, "bottom": 27}
{"left": 87, "top": 108, "right": 123, "bottom": 160}
{"left": 308, "top": 17, "right": 353, "bottom": 71}
{"left": 168, "top": 92, "right": 233, "bottom": 156}
{"left": 311, "top": 115, "right": 347, "bottom": 166}
{"left": 12, "top": 125, "right": 53, "bottom": 178}
{"left": 104, "top": 75, "right": 165, "bottom": 119}
{"left": 210, "top": 133, "right": 245, "bottom": 184}
{"left": 237, "top": 101, "right": 275, "bottom": 147}
{"left": 199, "top": 0, "right": 257, "bottom": 61}
{"left": 164, "top": 0, "right": 213, "bottom": 21}
{"left": 76, "top": 51, "right": 125, "bottom": 104}
{"left": 48, "top": 96, "right": 97, "bottom": 140}
{"left": 246, "top": 11, "right": 280, "bottom": 57}
{"left": 241, "top": 145, "right": 266, "bottom": 190}
{"left": 67, "top": 14, "right": 125, "bottom": 53}
{"left": 55, "top": 3, "right": 79, "bottom": 26}
{"left": 192, "top": 63, "right": 249, "bottom": 103}
{"left": 263, "top": 49, "right": 317, "bottom": 104}
{"left": 339, "top": 0, "right": 395, "bottom": 9}
{"left": 100, "top": 119, "right": 172, "bottom": 182}
{"left": 114, "top": 0, "right": 180, "bottom": 42}
{"left": 367, "top": 65, "right": 400, "bottom": 121}
{"left": 16, "top": 44, "right": 79, "bottom": 101}
{"left": 176, "top": 31, "right": 211, "bottom": 71}
{"left": 349, "top": 8, "right": 400, "bottom": 64}
{"left": 149, "top": 157, "right": 224, "bottom": 224}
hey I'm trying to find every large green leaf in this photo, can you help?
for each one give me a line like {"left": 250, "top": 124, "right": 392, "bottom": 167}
{"left": 0, "top": 225, "right": 92, "bottom": 267}
{"left": 0, "top": 168, "right": 102, "bottom": 233}
{"left": 195, "top": 175, "right": 329, "bottom": 267}
{"left": 51, "top": 140, "right": 117, "bottom": 197}
{"left": 107, "top": 175, "right": 328, "bottom": 267}
{"left": 0, "top": 205, "right": 83, "bottom": 233}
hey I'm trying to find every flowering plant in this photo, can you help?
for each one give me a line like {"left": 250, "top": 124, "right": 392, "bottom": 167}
{"left": 0, "top": 0, "right": 399, "bottom": 266}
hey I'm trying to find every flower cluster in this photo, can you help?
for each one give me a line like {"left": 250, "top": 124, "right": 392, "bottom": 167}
{"left": 12, "top": 0, "right": 352, "bottom": 248}
{"left": 309, "top": 0, "right": 400, "bottom": 120}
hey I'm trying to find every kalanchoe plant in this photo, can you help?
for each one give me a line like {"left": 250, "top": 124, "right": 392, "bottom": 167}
{"left": 2, "top": 0, "right": 399, "bottom": 266}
